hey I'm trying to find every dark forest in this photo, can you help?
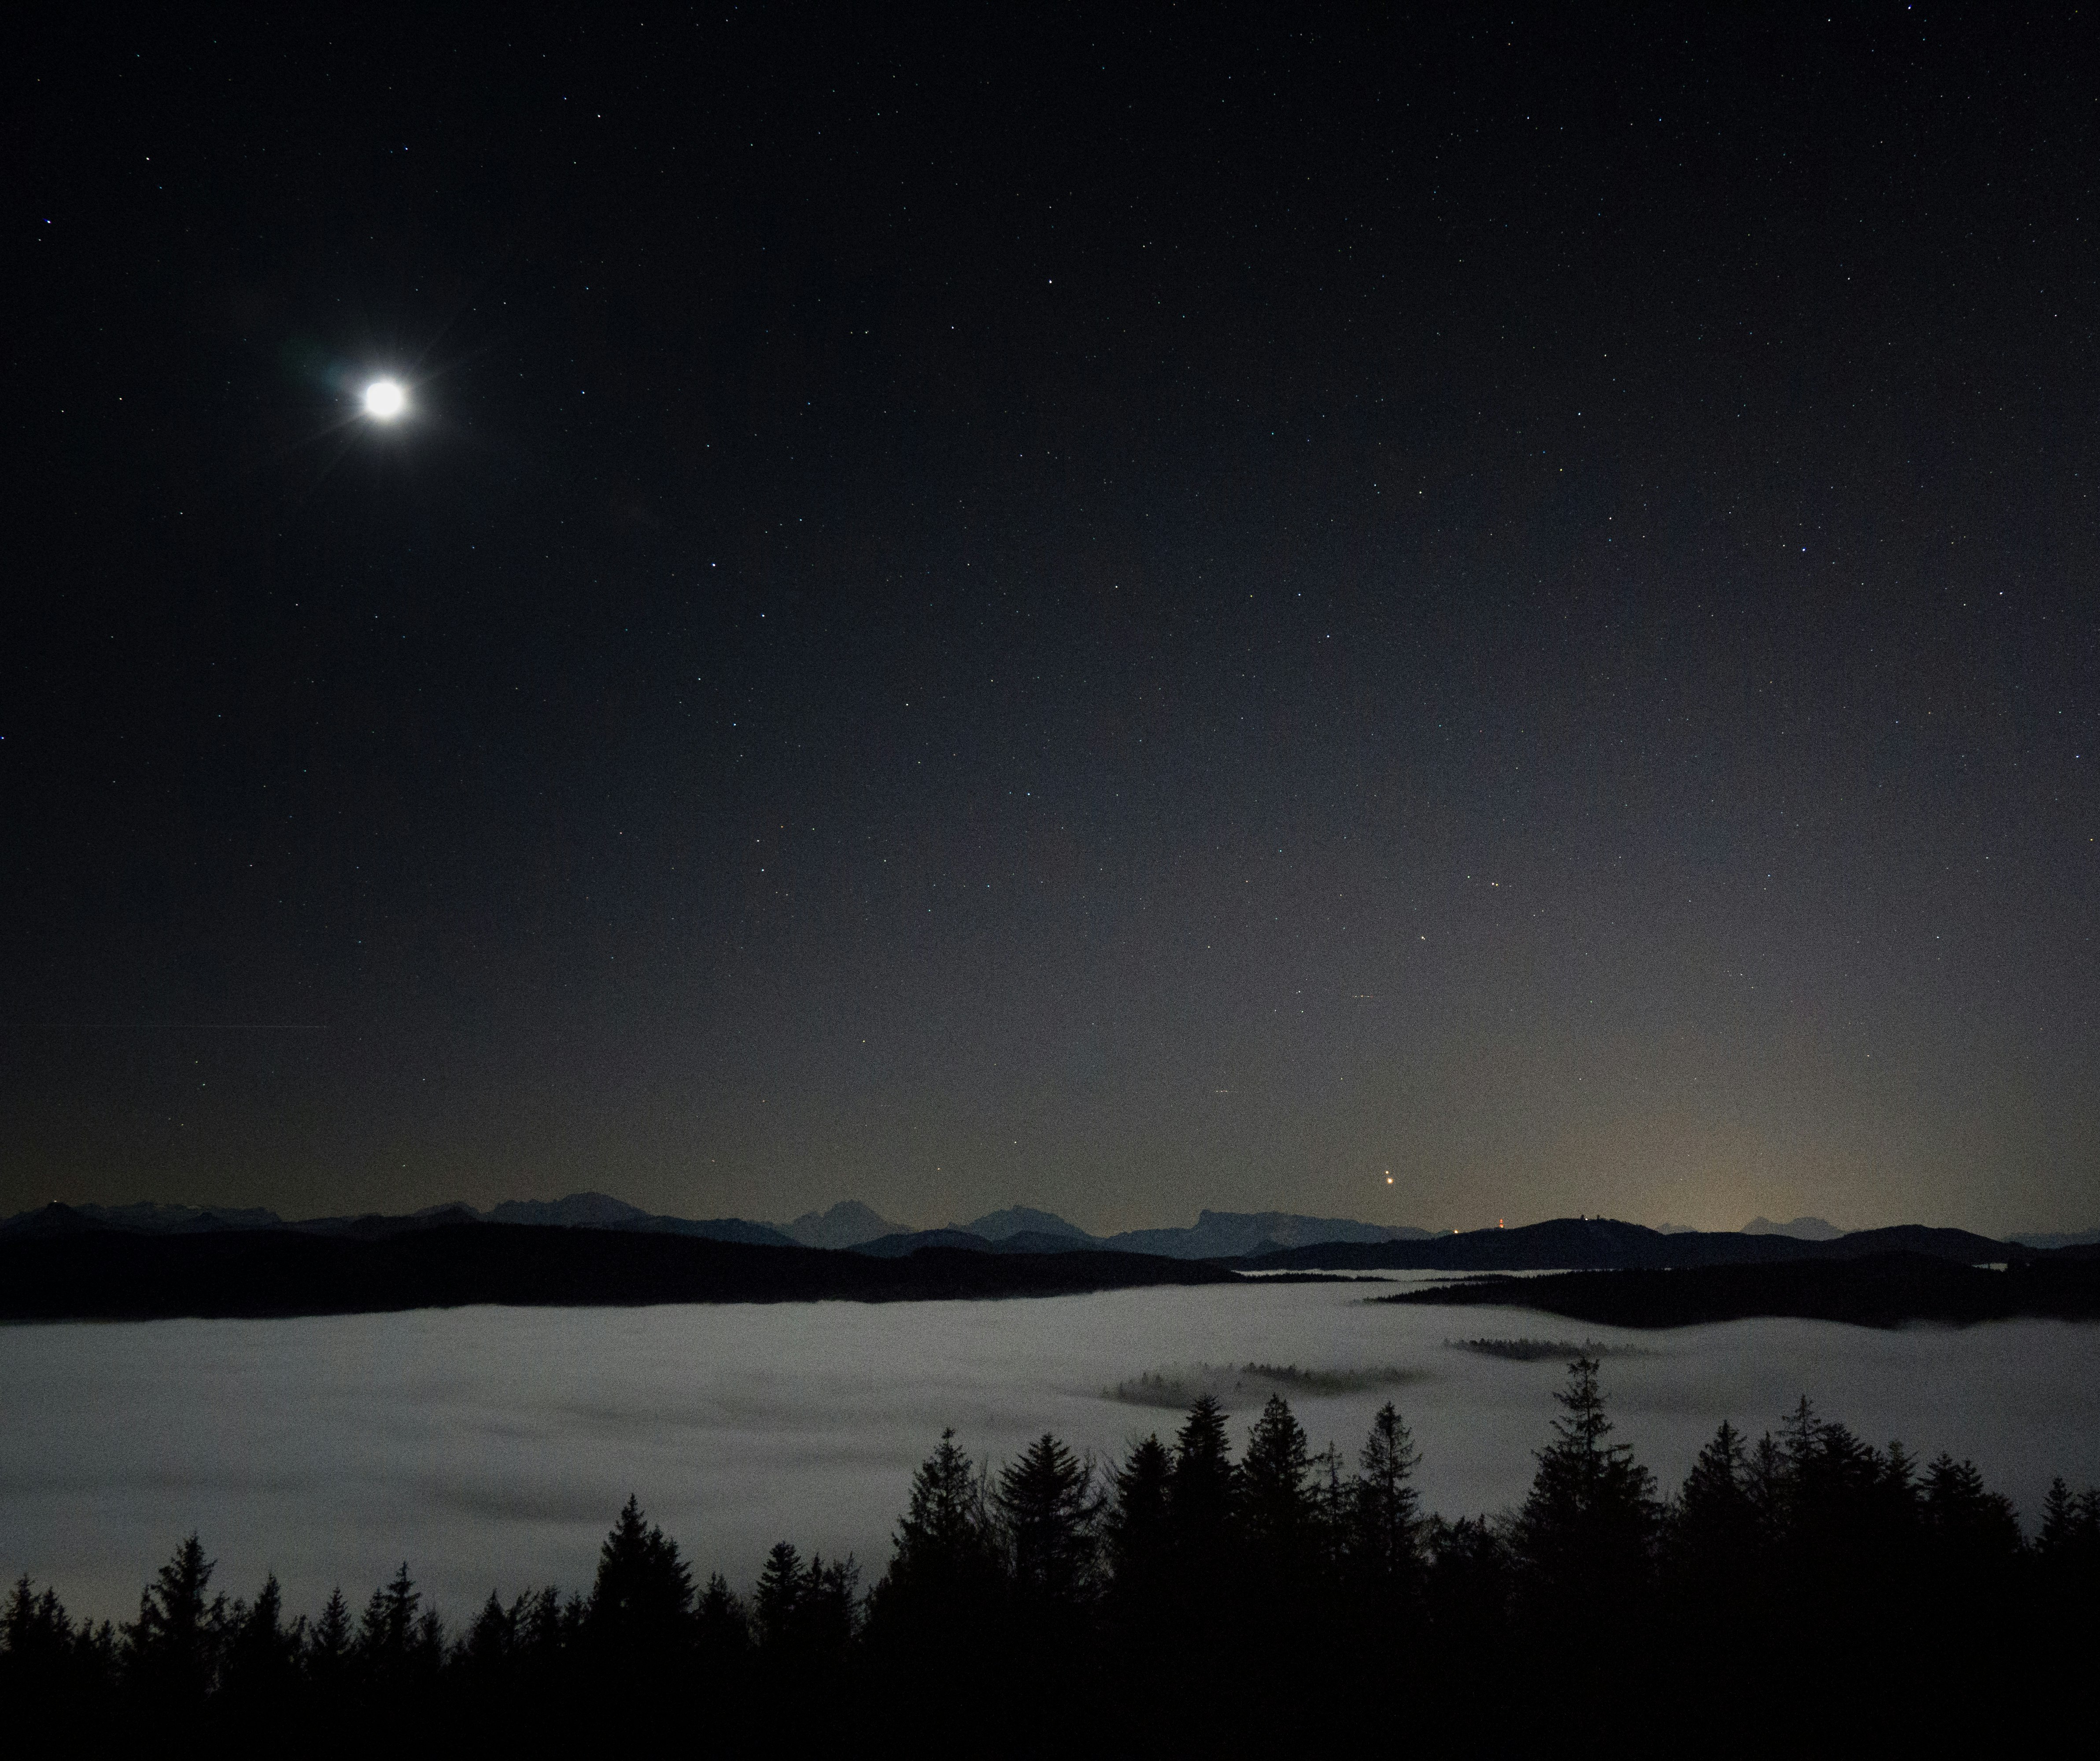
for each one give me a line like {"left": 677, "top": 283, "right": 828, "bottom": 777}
{"left": 7, "top": 1360, "right": 2095, "bottom": 1751}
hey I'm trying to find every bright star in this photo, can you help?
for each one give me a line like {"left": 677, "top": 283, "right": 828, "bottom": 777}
{"left": 363, "top": 379, "right": 406, "bottom": 420}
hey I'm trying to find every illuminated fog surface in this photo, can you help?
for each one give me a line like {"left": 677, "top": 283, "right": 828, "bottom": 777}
{"left": 6, "top": 1280, "right": 2097, "bottom": 1621}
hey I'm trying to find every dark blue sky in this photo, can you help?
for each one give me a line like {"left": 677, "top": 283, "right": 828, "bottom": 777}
{"left": 8, "top": 7, "right": 2096, "bottom": 1234}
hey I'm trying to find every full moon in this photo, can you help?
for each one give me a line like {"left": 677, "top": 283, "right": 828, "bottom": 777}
{"left": 363, "top": 379, "right": 406, "bottom": 420}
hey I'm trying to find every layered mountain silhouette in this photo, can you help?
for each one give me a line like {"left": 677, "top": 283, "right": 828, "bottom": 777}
{"left": 960, "top": 1205, "right": 1093, "bottom": 1242}
{"left": 779, "top": 1200, "right": 904, "bottom": 1249}
{"left": 1381, "top": 1252, "right": 2100, "bottom": 1328}
{"left": 2007, "top": 1226, "right": 2100, "bottom": 1250}
{"left": 1741, "top": 1214, "right": 1845, "bottom": 1240}
{"left": 6, "top": 1194, "right": 2084, "bottom": 1287}
{"left": 0, "top": 1225, "right": 1240, "bottom": 1322}
{"left": 7, "top": 1190, "right": 2091, "bottom": 1324}
{"left": 0, "top": 1196, "right": 1433, "bottom": 1260}
{"left": 844, "top": 1206, "right": 1436, "bottom": 1260}
{"left": 0, "top": 1193, "right": 796, "bottom": 1249}
{"left": 1236, "top": 1215, "right": 2028, "bottom": 1273}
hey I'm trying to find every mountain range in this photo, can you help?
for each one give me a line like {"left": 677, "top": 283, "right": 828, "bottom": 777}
{"left": 4, "top": 1193, "right": 2091, "bottom": 1269}
{"left": 0, "top": 1195, "right": 1436, "bottom": 1261}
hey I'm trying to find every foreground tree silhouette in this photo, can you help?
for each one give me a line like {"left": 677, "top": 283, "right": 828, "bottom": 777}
{"left": 2039, "top": 1476, "right": 2100, "bottom": 1568}
{"left": 124, "top": 1534, "right": 227, "bottom": 1710}
{"left": 995, "top": 1433, "right": 1104, "bottom": 1612}
{"left": 586, "top": 1495, "right": 694, "bottom": 1673}
{"left": 304, "top": 1586, "right": 353, "bottom": 1700}
{"left": 4, "top": 1577, "right": 75, "bottom": 1680}
{"left": 1922, "top": 1451, "right": 2024, "bottom": 1617}
{"left": 1169, "top": 1395, "right": 1236, "bottom": 1581}
{"left": 1346, "top": 1402, "right": 1424, "bottom": 1617}
{"left": 1422, "top": 1515, "right": 1509, "bottom": 1653}
{"left": 868, "top": 1428, "right": 1003, "bottom": 1657}
{"left": 219, "top": 1572, "right": 303, "bottom": 1717}
{"left": 12, "top": 1377, "right": 2100, "bottom": 1750}
{"left": 4, "top": 1573, "right": 114, "bottom": 1728}
{"left": 1238, "top": 1394, "right": 1318, "bottom": 1586}
{"left": 796, "top": 1555, "right": 862, "bottom": 1664}
{"left": 2036, "top": 1476, "right": 2100, "bottom": 1673}
{"left": 1669, "top": 1421, "right": 1757, "bottom": 1590}
{"left": 357, "top": 1562, "right": 443, "bottom": 1706}
{"left": 1509, "top": 1357, "right": 1656, "bottom": 1626}
{"left": 695, "top": 1571, "right": 753, "bottom": 1670}
{"left": 753, "top": 1541, "right": 808, "bottom": 1652}
{"left": 1105, "top": 1434, "right": 1175, "bottom": 1624}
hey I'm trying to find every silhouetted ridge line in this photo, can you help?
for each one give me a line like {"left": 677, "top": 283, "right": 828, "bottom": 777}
{"left": 1238, "top": 1215, "right": 2025, "bottom": 1273}
{"left": 1383, "top": 1252, "right": 2100, "bottom": 1327}
{"left": 0, "top": 1224, "right": 1240, "bottom": 1322}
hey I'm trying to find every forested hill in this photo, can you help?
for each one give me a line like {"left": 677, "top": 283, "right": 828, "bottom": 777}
{"left": 1379, "top": 1253, "right": 2100, "bottom": 1328}
{"left": 0, "top": 1224, "right": 1240, "bottom": 1323}
{"left": 1239, "top": 1216, "right": 2019, "bottom": 1273}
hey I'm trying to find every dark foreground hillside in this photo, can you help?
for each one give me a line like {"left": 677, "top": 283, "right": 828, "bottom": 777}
{"left": 0, "top": 1223, "right": 1238, "bottom": 1322}
{"left": 1384, "top": 1251, "right": 2100, "bottom": 1328}
{"left": 6, "top": 1361, "right": 2096, "bottom": 1754}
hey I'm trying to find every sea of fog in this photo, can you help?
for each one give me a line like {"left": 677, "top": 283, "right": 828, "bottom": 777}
{"left": 4, "top": 1276, "right": 2098, "bottom": 1623}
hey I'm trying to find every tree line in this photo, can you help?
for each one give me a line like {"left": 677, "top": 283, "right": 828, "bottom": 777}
{"left": 6, "top": 1359, "right": 2095, "bottom": 1749}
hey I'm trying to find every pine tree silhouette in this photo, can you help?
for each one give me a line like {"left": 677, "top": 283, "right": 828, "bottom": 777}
{"left": 1509, "top": 1358, "right": 1655, "bottom": 1624}
{"left": 587, "top": 1494, "right": 695, "bottom": 1669}
{"left": 1346, "top": 1402, "right": 1425, "bottom": 1617}
{"left": 996, "top": 1432, "right": 1105, "bottom": 1610}
{"left": 1106, "top": 1434, "right": 1175, "bottom": 1619}
{"left": 124, "top": 1534, "right": 227, "bottom": 1709}
{"left": 753, "top": 1541, "right": 807, "bottom": 1652}
{"left": 1169, "top": 1394, "right": 1236, "bottom": 1570}
{"left": 220, "top": 1572, "right": 303, "bottom": 1713}
{"left": 1238, "top": 1394, "right": 1317, "bottom": 1573}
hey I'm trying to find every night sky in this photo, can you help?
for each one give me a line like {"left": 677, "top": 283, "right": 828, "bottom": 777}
{"left": 9, "top": 8, "right": 2096, "bottom": 1236}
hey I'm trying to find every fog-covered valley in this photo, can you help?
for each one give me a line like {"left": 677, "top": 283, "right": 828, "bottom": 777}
{"left": 4, "top": 1279, "right": 2096, "bottom": 1622}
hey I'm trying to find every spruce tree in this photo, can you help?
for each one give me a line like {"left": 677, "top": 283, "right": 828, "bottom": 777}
{"left": 2039, "top": 1477, "right": 2081, "bottom": 1555}
{"left": 124, "top": 1534, "right": 228, "bottom": 1709}
{"left": 357, "top": 1562, "right": 443, "bottom": 1698}
{"left": 753, "top": 1541, "right": 807, "bottom": 1651}
{"left": 587, "top": 1494, "right": 694, "bottom": 1661}
{"left": 1106, "top": 1435, "right": 1175, "bottom": 1613}
{"left": 221, "top": 1573, "right": 302, "bottom": 1709}
{"left": 1348, "top": 1402, "right": 1425, "bottom": 1600}
{"left": 459, "top": 1590, "right": 516, "bottom": 1678}
{"left": 995, "top": 1433, "right": 1105, "bottom": 1610}
{"left": 306, "top": 1586, "right": 353, "bottom": 1695}
{"left": 2, "top": 1577, "right": 76, "bottom": 1717}
{"left": 1672, "top": 1422, "right": 1756, "bottom": 1578}
{"left": 358, "top": 1563, "right": 420, "bottom": 1665}
{"left": 696, "top": 1571, "right": 753, "bottom": 1663}
{"left": 1238, "top": 1394, "right": 1317, "bottom": 1569}
{"left": 882, "top": 1429, "right": 1001, "bottom": 1607}
{"left": 3, "top": 1576, "right": 74, "bottom": 1671}
{"left": 1923, "top": 1454, "right": 2023, "bottom": 1567}
{"left": 1170, "top": 1395, "right": 1236, "bottom": 1563}
{"left": 1509, "top": 1357, "right": 1656, "bottom": 1624}
{"left": 798, "top": 1555, "right": 863, "bottom": 1661}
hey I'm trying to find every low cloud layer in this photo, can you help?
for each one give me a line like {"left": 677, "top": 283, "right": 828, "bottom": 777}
{"left": 4, "top": 1282, "right": 2096, "bottom": 1622}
